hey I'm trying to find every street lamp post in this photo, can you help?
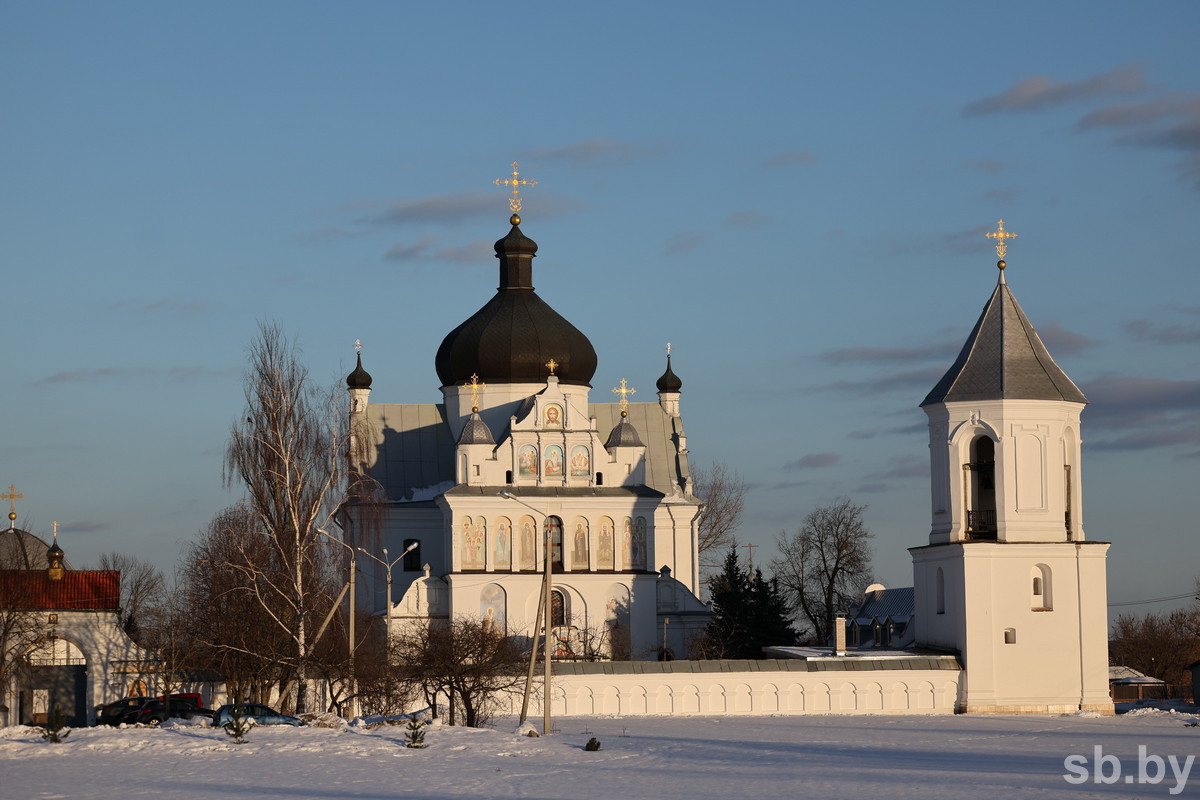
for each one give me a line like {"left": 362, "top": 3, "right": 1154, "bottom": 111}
{"left": 498, "top": 489, "right": 554, "bottom": 736}
{"left": 317, "top": 528, "right": 358, "bottom": 718}
{"left": 357, "top": 542, "right": 418, "bottom": 644}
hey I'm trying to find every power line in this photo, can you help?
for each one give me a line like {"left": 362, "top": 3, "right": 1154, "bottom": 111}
{"left": 1108, "top": 591, "right": 1197, "bottom": 608}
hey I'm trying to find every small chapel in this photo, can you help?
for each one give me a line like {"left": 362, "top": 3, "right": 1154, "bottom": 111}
{"left": 341, "top": 171, "right": 710, "bottom": 660}
{"left": 0, "top": 499, "right": 152, "bottom": 727}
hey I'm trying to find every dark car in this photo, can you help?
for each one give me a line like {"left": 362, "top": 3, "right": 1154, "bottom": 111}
{"left": 212, "top": 703, "right": 302, "bottom": 728}
{"left": 96, "top": 696, "right": 153, "bottom": 726}
{"left": 120, "top": 697, "right": 211, "bottom": 726}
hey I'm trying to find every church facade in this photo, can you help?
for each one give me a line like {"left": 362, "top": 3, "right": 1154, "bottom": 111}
{"left": 341, "top": 210, "right": 710, "bottom": 660}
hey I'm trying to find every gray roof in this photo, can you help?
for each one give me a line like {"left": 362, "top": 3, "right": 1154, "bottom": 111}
{"left": 0, "top": 527, "right": 74, "bottom": 570}
{"left": 592, "top": 402, "right": 687, "bottom": 495}
{"left": 922, "top": 275, "right": 1087, "bottom": 406}
{"left": 365, "top": 403, "right": 456, "bottom": 500}
{"left": 850, "top": 586, "right": 915, "bottom": 624}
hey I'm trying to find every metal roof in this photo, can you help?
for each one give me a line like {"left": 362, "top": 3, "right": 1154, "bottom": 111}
{"left": 922, "top": 275, "right": 1087, "bottom": 406}
{"left": 0, "top": 570, "right": 120, "bottom": 610}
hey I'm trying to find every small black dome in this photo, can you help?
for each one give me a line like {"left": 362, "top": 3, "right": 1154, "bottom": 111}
{"left": 346, "top": 353, "right": 373, "bottom": 389}
{"left": 605, "top": 416, "right": 644, "bottom": 449}
{"left": 656, "top": 354, "right": 682, "bottom": 393}
{"left": 436, "top": 218, "right": 597, "bottom": 387}
{"left": 47, "top": 540, "right": 64, "bottom": 561}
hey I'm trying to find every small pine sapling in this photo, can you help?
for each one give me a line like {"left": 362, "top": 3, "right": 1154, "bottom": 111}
{"left": 223, "top": 706, "right": 252, "bottom": 744}
{"left": 404, "top": 715, "right": 427, "bottom": 748}
{"left": 41, "top": 705, "right": 71, "bottom": 744}
{"left": 584, "top": 737, "right": 601, "bottom": 751}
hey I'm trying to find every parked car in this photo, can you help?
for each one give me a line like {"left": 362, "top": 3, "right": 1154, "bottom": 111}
{"left": 127, "top": 698, "right": 213, "bottom": 725}
{"left": 96, "top": 696, "right": 153, "bottom": 726}
{"left": 212, "top": 704, "right": 302, "bottom": 728}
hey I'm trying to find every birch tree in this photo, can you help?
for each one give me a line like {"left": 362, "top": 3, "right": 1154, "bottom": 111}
{"left": 224, "top": 323, "right": 356, "bottom": 714}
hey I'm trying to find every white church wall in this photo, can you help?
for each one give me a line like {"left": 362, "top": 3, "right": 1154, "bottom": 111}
{"left": 498, "top": 662, "right": 962, "bottom": 717}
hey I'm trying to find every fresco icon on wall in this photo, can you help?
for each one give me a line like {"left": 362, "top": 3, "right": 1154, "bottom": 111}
{"left": 518, "top": 445, "right": 539, "bottom": 477}
{"left": 544, "top": 445, "right": 564, "bottom": 477}
{"left": 569, "top": 445, "right": 591, "bottom": 477}
{"left": 544, "top": 404, "right": 563, "bottom": 428}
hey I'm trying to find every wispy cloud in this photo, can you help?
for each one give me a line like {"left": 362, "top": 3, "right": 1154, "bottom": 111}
{"left": 964, "top": 158, "right": 1017, "bottom": 174}
{"left": 664, "top": 231, "right": 706, "bottom": 255}
{"left": 764, "top": 151, "right": 816, "bottom": 168}
{"left": 60, "top": 521, "right": 108, "bottom": 533}
{"left": 1036, "top": 322, "right": 1097, "bottom": 356}
{"left": 365, "top": 191, "right": 497, "bottom": 227}
{"left": 1078, "top": 94, "right": 1200, "bottom": 188}
{"left": 1084, "top": 374, "right": 1200, "bottom": 453}
{"left": 821, "top": 366, "right": 948, "bottom": 395}
{"left": 783, "top": 453, "right": 840, "bottom": 470}
{"left": 1124, "top": 317, "right": 1200, "bottom": 344}
{"left": 963, "top": 63, "right": 1147, "bottom": 115}
{"left": 982, "top": 186, "right": 1019, "bottom": 204}
{"left": 821, "top": 343, "right": 956, "bottom": 365}
{"left": 34, "top": 366, "right": 235, "bottom": 386}
{"left": 385, "top": 237, "right": 493, "bottom": 264}
{"left": 855, "top": 482, "right": 894, "bottom": 494}
{"left": 519, "top": 138, "right": 667, "bottom": 167}
{"left": 725, "top": 209, "right": 775, "bottom": 228}
{"left": 848, "top": 422, "right": 927, "bottom": 439}
{"left": 865, "top": 454, "right": 926, "bottom": 481}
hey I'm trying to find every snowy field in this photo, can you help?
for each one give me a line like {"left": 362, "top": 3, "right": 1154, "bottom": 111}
{"left": 3, "top": 710, "right": 1199, "bottom": 800}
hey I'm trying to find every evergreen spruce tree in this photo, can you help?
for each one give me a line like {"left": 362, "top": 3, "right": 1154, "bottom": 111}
{"left": 749, "top": 568, "right": 798, "bottom": 649}
{"left": 694, "top": 547, "right": 797, "bottom": 658}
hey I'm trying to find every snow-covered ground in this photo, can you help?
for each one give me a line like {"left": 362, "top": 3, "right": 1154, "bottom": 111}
{"left": 3, "top": 710, "right": 1199, "bottom": 799}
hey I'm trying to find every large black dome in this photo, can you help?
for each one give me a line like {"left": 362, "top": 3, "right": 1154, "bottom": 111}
{"left": 435, "top": 216, "right": 597, "bottom": 387}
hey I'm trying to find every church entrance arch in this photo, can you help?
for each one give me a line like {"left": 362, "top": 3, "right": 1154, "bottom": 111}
{"left": 20, "top": 636, "right": 88, "bottom": 727}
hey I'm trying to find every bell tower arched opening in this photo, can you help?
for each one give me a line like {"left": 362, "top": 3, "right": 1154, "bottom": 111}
{"left": 965, "top": 436, "right": 997, "bottom": 539}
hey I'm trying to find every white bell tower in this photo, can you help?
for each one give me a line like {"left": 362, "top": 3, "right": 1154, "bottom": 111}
{"left": 910, "top": 222, "right": 1112, "bottom": 714}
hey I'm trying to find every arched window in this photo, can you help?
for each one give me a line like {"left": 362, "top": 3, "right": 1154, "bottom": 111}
{"left": 966, "top": 436, "right": 997, "bottom": 539}
{"left": 402, "top": 539, "right": 421, "bottom": 572}
{"left": 1004, "top": 627, "right": 1017, "bottom": 644}
{"left": 550, "top": 588, "right": 567, "bottom": 628}
{"left": 545, "top": 516, "right": 563, "bottom": 571}
{"left": 1032, "top": 564, "right": 1053, "bottom": 610}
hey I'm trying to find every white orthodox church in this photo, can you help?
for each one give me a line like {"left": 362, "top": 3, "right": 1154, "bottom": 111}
{"left": 338, "top": 198, "right": 1111, "bottom": 715}
{"left": 341, "top": 208, "right": 710, "bottom": 661}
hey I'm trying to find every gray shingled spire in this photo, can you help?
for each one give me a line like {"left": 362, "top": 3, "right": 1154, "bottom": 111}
{"left": 921, "top": 271, "right": 1087, "bottom": 407}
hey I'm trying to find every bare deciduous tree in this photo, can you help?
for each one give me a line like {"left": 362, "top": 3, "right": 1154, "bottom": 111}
{"left": 771, "top": 498, "right": 873, "bottom": 644}
{"left": 180, "top": 504, "right": 292, "bottom": 704}
{"left": 0, "top": 578, "right": 43, "bottom": 725}
{"left": 223, "top": 323, "right": 361, "bottom": 714}
{"left": 691, "top": 462, "right": 747, "bottom": 577}
{"left": 1110, "top": 609, "right": 1200, "bottom": 694}
{"left": 97, "top": 552, "right": 164, "bottom": 642}
{"left": 392, "top": 617, "right": 524, "bottom": 727}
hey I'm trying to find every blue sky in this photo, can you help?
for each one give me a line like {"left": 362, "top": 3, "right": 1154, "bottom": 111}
{"left": 3, "top": 1, "right": 1198, "bottom": 619}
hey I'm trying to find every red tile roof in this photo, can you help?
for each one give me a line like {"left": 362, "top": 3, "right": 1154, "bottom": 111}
{"left": 0, "top": 570, "right": 120, "bottom": 610}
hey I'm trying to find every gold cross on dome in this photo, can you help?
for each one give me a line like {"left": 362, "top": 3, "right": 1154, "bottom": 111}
{"left": 545, "top": 358, "right": 558, "bottom": 376}
{"left": 2, "top": 485, "right": 23, "bottom": 516}
{"left": 612, "top": 379, "right": 637, "bottom": 416}
{"left": 665, "top": 342, "right": 672, "bottom": 356}
{"left": 463, "top": 374, "right": 486, "bottom": 411}
{"left": 493, "top": 161, "right": 538, "bottom": 213}
{"left": 986, "top": 219, "right": 1018, "bottom": 261}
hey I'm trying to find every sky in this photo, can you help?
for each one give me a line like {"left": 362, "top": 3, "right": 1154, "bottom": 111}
{"left": 2, "top": 2, "right": 1198, "bottom": 621}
